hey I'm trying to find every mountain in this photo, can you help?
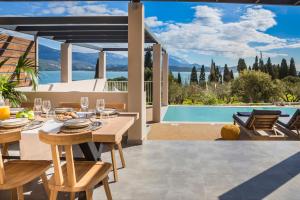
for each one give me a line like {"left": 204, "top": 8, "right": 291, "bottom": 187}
{"left": 38, "top": 45, "right": 237, "bottom": 72}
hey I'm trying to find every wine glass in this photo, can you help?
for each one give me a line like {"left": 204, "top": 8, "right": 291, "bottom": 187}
{"left": 42, "top": 100, "right": 51, "bottom": 118}
{"left": 34, "top": 98, "right": 42, "bottom": 112}
{"left": 96, "top": 99, "right": 105, "bottom": 118}
{"left": 80, "top": 97, "right": 89, "bottom": 111}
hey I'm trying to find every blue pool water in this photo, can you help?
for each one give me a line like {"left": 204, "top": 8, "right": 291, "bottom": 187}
{"left": 163, "top": 106, "right": 298, "bottom": 123}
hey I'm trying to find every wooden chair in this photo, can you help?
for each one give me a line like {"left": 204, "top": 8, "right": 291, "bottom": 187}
{"left": 39, "top": 131, "right": 112, "bottom": 200}
{"left": 59, "top": 102, "right": 127, "bottom": 182}
{"left": 0, "top": 130, "right": 51, "bottom": 200}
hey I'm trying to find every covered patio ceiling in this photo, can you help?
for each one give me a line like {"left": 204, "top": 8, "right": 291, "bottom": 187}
{"left": 0, "top": 16, "right": 163, "bottom": 51}
{"left": 0, "top": 0, "right": 299, "bottom": 6}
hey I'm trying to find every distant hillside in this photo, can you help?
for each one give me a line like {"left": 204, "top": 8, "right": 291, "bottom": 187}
{"left": 39, "top": 45, "right": 237, "bottom": 72}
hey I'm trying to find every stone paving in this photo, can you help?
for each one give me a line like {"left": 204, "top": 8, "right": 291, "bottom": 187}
{"left": 1, "top": 141, "right": 300, "bottom": 200}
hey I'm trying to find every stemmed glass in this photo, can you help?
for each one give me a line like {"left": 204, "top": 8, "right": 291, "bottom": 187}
{"left": 34, "top": 98, "right": 42, "bottom": 112}
{"left": 96, "top": 99, "right": 105, "bottom": 118}
{"left": 80, "top": 97, "right": 89, "bottom": 112}
{"left": 42, "top": 100, "right": 51, "bottom": 118}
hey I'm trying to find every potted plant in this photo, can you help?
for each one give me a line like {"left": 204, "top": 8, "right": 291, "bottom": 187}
{"left": 0, "top": 52, "right": 38, "bottom": 107}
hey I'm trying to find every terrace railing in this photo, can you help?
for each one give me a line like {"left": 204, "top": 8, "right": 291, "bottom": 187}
{"left": 104, "top": 81, "right": 153, "bottom": 104}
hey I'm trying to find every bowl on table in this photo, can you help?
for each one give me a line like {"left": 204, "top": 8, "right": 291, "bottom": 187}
{"left": 0, "top": 118, "right": 29, "bottom": 128}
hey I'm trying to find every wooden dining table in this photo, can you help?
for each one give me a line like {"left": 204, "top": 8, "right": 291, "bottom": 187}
{"left": 2, "top": 112, "right": 139, "bottom": 162}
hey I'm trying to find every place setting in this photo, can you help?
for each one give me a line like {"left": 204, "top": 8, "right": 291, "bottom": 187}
{"left": 60, "top": 118, "right": 102, "bottom": 133}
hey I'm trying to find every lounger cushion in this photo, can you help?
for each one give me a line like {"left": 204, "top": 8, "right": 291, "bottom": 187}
{"left": 278, "top": 109, "right": 300, "bottom": 128}
{"left": 237, "top": 111, "right": 289, "bottom": 117}
{"left": 233, "top": 114, "right": 249, "bottom": 127}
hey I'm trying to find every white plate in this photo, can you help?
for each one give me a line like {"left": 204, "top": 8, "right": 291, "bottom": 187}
{"left": 102, "top": 109, "right": 117, "bottom": 115}
{"left": 1, "top": 118, "right": 29, "bottom": 127}
{"left": 10, "top": 108, "right": 25, "bottom": 115}
{"left": 63, "top": 119, "right": 90, "bottom": 128}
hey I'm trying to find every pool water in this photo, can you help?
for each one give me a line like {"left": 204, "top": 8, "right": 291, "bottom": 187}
{"left": 163, "top": 106, "right": 298, "bottom": 123}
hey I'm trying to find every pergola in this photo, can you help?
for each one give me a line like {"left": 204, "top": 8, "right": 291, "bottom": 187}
{"left": 0, "top": 14, "right": 169, "bottom": 144}
{"left": 0, "top": 0, "right": 298, "bottom": 144}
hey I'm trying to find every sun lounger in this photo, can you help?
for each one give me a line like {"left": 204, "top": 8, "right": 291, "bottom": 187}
{"left": 277, "top": 109, "right": 300, "bottom": 137}
{"left": 233, "top": 110, "right": 285, "bottom": 140}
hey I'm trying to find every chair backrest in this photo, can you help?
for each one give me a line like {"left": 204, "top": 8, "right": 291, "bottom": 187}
{"left": 59, "top": 102, "right": 126, "bottom": 112}
{"left": 21, "top": 102, "right": 34, "bottom": 109}
{"left": 39, "top": 131, "right": 92, "bottom": 187}
{"left": 0, "top": 130, "right": 21, "bottom": 184}
{"left": 287, "top": 109, "right": 300, "bottom": 129}
{"left": 246, "top": 110, "right": 281, "bottom": 130}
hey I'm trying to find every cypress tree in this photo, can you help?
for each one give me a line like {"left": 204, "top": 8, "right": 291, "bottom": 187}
{"left": 144, "top": 48, "right": 153, "bottom": 81}
{"left": 237, "top": 58, "right": 247, "bottom": 73}
{"left": 190, "top": 66, "right": 198, "bottom": 84}
{"left": 230, "top": 70, "right": 234, "bottom": 80}
{"left": 215, "top": 66, "right": 222, "bottom": 84}
{"left": 177, "top": 72, "right": 182, "bottom": 85}
{"left": 259, "top": 52, "right": 264, "bottom": 72}
{"left": 95, "top": 58, "right": 100, "bottom": 79}
{"left": 253, "top": 56, "right": 259, "bottom": 71}
{"left": 289, "top": 57, "right": 297, "bottom": 77}
{"left": 266, "top": 57, "right": 275, "bottom": 79}
{"left": 209, "top": 60, "right": 218, "bottom": 82}
{"left": 248, "top": 66, "right": 252, "bottom": 71}
{"left": 199, "top": 65, "right": 206, "bottom": 84}
{"left": 223, "top": 64, "right": 231, "bottom": 82}
{"left": 279, "top": 58, "right": 289, "bottom": 79}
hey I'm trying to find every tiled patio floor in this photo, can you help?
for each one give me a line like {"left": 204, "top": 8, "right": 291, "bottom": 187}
{"left": 2, "top": 141, "right": 300, "bottom": 200}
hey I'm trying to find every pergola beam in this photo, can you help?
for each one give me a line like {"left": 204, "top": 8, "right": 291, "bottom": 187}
{"left": 15, "top": 25, "right": 128, "bottom": 32}
{"left": 0, "top": 16, "right": 128, "bottom": 25}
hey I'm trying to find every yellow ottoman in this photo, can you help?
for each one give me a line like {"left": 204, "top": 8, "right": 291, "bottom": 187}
{"left": 221, "top": 125, "right": 240, "bottom": 140}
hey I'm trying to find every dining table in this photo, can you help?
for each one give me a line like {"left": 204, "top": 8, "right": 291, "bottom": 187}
{"left": 2, "top": 112, "right": 139, "bottom": 161}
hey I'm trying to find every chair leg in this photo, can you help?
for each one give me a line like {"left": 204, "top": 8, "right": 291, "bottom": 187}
{"left": 117, "top": 142, "right": 126, "bottom": 168}
{"left": 86, "top": 189, "right": 93, "bottom": 200}
{"left": 16, "top": 186, "right": 24, "bottom": 200}
{"left": 1, "top": 143, "right": 9, "bottom": 156}
{"left": 110, "top": 144, "right": 118, "bottom": 182}
{"left": 50, "top": 189, "right": 58, "bottom": 200}
{"left": 41, "top": 173, "right": 49, "bottom": 197}
{"left": 70, "top": 192, "right": 75, "bottom": 200}
{"left": 103, "top": 177, "right": 112, "bottom": 200}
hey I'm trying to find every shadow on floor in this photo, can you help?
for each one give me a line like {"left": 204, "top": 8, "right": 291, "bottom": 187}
{"left": 219, "top": 152, "right": 300, "bottom": 200}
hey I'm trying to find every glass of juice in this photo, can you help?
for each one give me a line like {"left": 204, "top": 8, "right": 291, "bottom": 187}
{"left": 0, "top": 106, "right": 10, "bottom": 120}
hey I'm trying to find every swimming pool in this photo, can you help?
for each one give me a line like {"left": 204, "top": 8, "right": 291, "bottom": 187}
{"left": 163, "top": 106, "right": 297, "bottom": 123}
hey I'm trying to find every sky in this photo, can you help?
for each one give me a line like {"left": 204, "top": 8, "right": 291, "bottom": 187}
{"left": 0, "top": 1, "right": 300, "bottom": 69}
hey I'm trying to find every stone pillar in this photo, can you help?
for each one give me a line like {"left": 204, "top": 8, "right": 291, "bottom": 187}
{"left": 152, "top": 44, "right": 162, "bottom": 122}
{"left": 162, "top": 52, "right": 169, "bottom": 106}
{"left": 60, "top": 43, "right": 72, "bottom": 83}
{"left": 127, "top": 2, "right": 146, "bottom": 144}
{"left": 98, "top": 50, "right": 106, "bottom": 79}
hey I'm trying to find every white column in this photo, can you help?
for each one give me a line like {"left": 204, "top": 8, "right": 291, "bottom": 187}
{"left": 152, "top": 44, "right": 162, "bottom": 122}
{"left": 60, "top": 43, "right": 72, "bottom": 83}
{"left": 127, "top": 2, "right": 146, "bottom": 144}
{"left": 98, "top": 50, "right": 106, "bottom": 79}
{"left": 162, "top": 52, "right": 169, "bottom": 106}
{"left": 34, "top": 35, "right": 39, "bottom": 69}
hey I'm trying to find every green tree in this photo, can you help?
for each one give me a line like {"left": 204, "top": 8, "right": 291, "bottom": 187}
{"left": 259, "top": 53, "right": 265, "bottom": 72}
{"left": 199, "top": 65, "right": 206, "bottom": 87}
{"left": 253, "top": 56, "right": 259, "bottom": 71}
{"left": 266, "top": 57, "right": 275, "bottom": 79}
{"left": 223, "top": 64, "right": 231, "bottom": 82}
{"left": 177, "top": 72, "right": 182, "bottom": 85}
{"left": 279, "top": 58, "right": 289, "bottom": 79}
{"left": 237, "top": 58, "right": 247, "bottom": 73}
{"left": 144, "top": 48, "right": 153, "bottom": 81}
{"left": 282, "top": 76, "right": 300, "bottom": 102}
{"left": 231, "top": 70, "right": 280, "bottom": 103}
{"left": 190, "top": 66, "right": 198, "bottom": 84}
{"left": 230, "top": 70, "right": 234, "bottom": 80}
{"left": 208, "top": 60, "right": 218, "bottom": 82}
{"left": 289, "top": 57, "right": 297, "bottom": 77}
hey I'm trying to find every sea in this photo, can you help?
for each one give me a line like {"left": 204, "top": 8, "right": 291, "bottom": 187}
{"left": 39, "top": 71, "right": 215, "bottom": 84}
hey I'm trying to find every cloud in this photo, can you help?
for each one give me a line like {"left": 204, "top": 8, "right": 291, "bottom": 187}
{"left": 40, "top": 2, "right": 127, "bottom": 16}
{"left": 152, "top": 5, "right": 300, "bottom": 60}
{"left": 145, "top": 16, "right": 167, "bottom": 28}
